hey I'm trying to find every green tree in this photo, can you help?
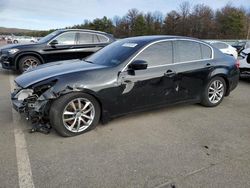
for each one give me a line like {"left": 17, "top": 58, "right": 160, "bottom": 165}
{"left": 134, "top": 14, "right": 147, "bottom": 36}
{"left": 216, "top": 5, "right": 246, "bottom": 38}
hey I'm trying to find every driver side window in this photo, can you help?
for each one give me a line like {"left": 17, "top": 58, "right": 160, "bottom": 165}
{"left": 55, "top": 32, "right": 76, "bottom": 45}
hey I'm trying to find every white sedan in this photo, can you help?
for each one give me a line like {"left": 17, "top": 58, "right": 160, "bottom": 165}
{"left": 209, "top": 41, "right": 238, "bottom": 59}
{"left": 239, "top": 48, "right": 250, "bottom": 75}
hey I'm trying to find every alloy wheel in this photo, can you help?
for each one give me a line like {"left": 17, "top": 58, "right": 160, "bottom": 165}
{"left": 208, "top": 80, "right": 224, "bottom": 104}
{"left": 62, "top": 98, "right": 95, "bottom": 133}
{"left": 22, "top": 58, "right": 39, "bottom": 71}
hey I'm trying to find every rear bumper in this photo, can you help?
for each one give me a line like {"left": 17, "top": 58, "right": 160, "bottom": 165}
{"left": 228, "top": 69, "right": 240, "bottom": 93}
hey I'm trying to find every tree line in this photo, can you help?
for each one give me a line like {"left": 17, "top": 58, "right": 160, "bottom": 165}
{"left": 27, "top": 2, "right": 250, "bottom": 39}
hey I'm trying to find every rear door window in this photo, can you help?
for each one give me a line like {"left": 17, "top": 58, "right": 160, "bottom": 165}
{"left": 78, "top": 33, "right": 109, "bottom": 44}
{"left": 174, "top": 40, "right": 212, "bottom": 62}
{"left": 78, "top": 32, "right": 94, "bottom": 44}
{"left": 174, "top": 40, "right": 202, "bottom": 62}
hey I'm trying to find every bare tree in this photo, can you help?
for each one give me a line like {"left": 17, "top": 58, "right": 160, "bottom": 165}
{"left": 163, "top": 10, "right": 181, "bottom": 35}
{"left": 126, "top": 9, "right": 140, "bottom": 36}
{"left": 178, "top": 1, "right": 191, "bottom": 35}
{"left": 190, "top": 4, "right": 215, "bottom": 38}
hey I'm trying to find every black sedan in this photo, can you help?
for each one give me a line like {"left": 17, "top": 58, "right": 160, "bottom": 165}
{"left": 11, "top": 36, "right": 239, "bottom": 137}
{"left": 0, "top": 29, "right": 115, "bottom": 73}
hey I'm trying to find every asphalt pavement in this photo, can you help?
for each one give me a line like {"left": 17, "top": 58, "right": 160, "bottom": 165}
{"left": 0, "top": 48, "right": 250, "bottom": 187}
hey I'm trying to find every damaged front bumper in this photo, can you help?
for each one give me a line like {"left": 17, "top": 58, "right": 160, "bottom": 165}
{"left": 11, "top": 94, "right": 49, "bottom": 119}
{"left": 12, "top": 98, "right": 26, "bottom": 113}
{"left": 11, "top": 94, "right": 52, "bottom": 133}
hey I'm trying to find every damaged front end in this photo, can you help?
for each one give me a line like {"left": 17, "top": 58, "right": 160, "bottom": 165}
{"left": 11, "top": 79, "right": 57, "bottom": 133}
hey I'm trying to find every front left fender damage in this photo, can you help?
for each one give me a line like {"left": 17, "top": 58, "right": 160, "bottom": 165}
{"left": 11, "top": 81, "right": 102, "bottom": 134}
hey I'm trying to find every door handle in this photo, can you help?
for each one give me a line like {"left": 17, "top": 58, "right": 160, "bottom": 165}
{"left": 164, "top": 70, "right": 176, "bottom": 77}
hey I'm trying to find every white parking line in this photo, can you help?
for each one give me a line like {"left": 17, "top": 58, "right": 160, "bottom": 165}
{"left": 9, "top": 75, "right": 35, "bottom": 188}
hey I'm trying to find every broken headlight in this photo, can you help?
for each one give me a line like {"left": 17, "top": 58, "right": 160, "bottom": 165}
{"left": 14, "top": 89, "right": 34, "bottom": 101}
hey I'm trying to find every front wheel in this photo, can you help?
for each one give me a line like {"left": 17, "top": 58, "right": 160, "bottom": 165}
{"left": 201, "top": 77, "right": 226, "bottom": 107}
{"left": 50, "top": 93, "right": 101, "bottom": 137}
{"left": 18, "top": 56, "right": 41, "bottom": 73}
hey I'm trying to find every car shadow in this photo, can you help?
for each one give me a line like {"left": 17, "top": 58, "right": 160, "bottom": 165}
{"left": 240, "top": 76, "right": 250, "bottom": 83}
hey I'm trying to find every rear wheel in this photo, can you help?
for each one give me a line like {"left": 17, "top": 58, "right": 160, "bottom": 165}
{"left": 13, "top": 40, "right": 18, "bottom": 44}
{"left": 201, "top": 77, "right": 226, "bottom": 107}
{"left": 18, "top": 56, "right": 41, "bottom": 73}
{"left": 50, "top": 93, "right": 100, "bottom": 137}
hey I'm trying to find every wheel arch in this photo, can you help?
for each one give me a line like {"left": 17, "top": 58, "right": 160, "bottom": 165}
{"left": 208, "top": 73, "right": 230, "bottom": 96}
{"left": 15, "top": 52, "right": 44, "bottom": 70}
{"left": 53, "top": 89, "right": 107, "bottom": 124}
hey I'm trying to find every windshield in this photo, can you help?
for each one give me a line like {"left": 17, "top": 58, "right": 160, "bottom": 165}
{"left": 38, "top": 30, "right": 60, "bottom": 43}
{"left": 86, "top": 40, "right": 144, "bottom": 67}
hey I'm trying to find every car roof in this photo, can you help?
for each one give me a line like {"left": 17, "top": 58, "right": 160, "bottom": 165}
{"left": 120, "top": 35, "right": 204, "bottom": 44}
{"left": 57, "top": 29, "right": 110, "bottom": 35}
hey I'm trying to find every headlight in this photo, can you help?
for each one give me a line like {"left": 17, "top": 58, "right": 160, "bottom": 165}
{"left": 8, "top": 48, "right": 19, "bottom": 54}
{"left": 14, "top": 89, "right": 33, "bottom": 101}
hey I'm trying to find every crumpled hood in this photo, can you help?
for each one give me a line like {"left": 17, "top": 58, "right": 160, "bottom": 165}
{"left": 15, "top": 60, "right": 107, "bottom": 88}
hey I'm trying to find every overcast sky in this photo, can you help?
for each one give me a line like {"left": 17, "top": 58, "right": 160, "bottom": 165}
{"left": 0, "top": 0, "right": 249, "bottom": 30}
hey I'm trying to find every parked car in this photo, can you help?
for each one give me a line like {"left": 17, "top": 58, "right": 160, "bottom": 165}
{"left": 0, "top": 29, "right": 115, "bottom": 73}
{"left": 208, "top": 41, "right": 238, "bottom": 59}
{"left": 6, "top": 37, "right": 13, "bottom": 44}
{"left": 239, "top": 48, "right": 250, "bottom": 75}
{"left": 11, "top": 36, "right": 239, "bottom": 137}
{"left": 11, "top": 36, "right": 37, "bottom": 44}
{"left": 232, "top": 41, "right": 250, "bottom": 54}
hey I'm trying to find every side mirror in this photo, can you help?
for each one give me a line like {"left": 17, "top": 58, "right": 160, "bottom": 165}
{"left": 49, "top": 40, "right": 58, "bottom": 46}
{"left": 247, "top": 54, "right": 250, "bottom": 64}
{"left": 128, "top": 60, "right": 148, "bottom": 70}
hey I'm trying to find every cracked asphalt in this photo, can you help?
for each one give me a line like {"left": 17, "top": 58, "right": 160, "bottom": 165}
{"left": 0, "top": 47, "right": 250, "bottom": 187}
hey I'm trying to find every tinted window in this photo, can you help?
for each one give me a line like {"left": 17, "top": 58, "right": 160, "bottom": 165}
{"left": 96, "top": 35, "right": 109, "bottom": 43}
{"left": 78, "top": 33, "right": 109, "bottom": 44}
{"left": 201, "top": 44, "right": 212, "bottom": 59}
{"left": 56, "top": 32, "right": 76, "bottom": 45}
{"left": 174, "top": 40, "right": 202, "bottom": 62}
{"left": 135, "top": 41, "right": 173, "bottom": 67}
{"left": 78, "top": 33, "right": 93, "bottom": 44}
{"left": 212, "top": 42, "right": 228, "bottom": 49}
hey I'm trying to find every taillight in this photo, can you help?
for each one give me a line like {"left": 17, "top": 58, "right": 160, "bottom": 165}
{"left": 236, "top": 60, "right": 240, "bottom": 69}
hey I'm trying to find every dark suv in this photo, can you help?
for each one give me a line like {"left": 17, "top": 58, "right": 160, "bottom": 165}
{"left": 0, "top": 29, "right": 115, "bottom": 73}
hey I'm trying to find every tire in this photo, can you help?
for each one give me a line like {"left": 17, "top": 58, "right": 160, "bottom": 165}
{"left": 49, "top": 92, "right": 101, "bottom": 137}
{"left": 18, "top": 55, "right": 41, "bottom": 73}
{"left": 13, "top": 40, "right": 18, "bottom": 44}
{"left": 201, "top": 77, "right": 226, "bottom": 107}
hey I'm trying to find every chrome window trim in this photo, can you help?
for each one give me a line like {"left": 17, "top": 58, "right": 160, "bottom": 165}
{"left": 121, "top": 38, "right": 214, "bottom": 72}
{"left": 47, "top": 31, "right": 109, "bottom": 46}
